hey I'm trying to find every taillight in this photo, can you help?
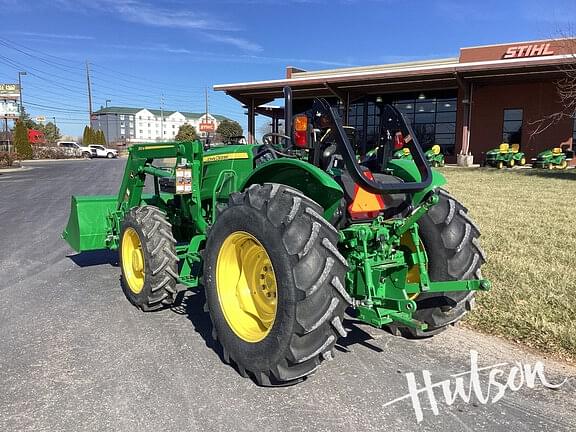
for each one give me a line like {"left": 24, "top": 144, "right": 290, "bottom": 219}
{"left": 293, "top": 115, "right": 308, "bottom": 148}
{"left": 394, "top": 131, "right": 404, "bottom": 149}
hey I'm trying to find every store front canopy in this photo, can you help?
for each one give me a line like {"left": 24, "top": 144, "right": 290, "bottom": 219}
{"left": 214, "top": 39, "right": 576, "bottom": 143}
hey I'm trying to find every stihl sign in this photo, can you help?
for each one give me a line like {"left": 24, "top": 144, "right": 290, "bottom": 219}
{"left": 199, "top": 122, "right": 215, "bottom": 132}
{"left": 503, "top": 43, "right": 554, "bottom": 59}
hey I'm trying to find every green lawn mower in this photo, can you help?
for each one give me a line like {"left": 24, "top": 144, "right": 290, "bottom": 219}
{"left": 425, "top": 144, "right": 445, "bottom": 167}
{"left": 393, "top": 147, "right": 413, "bottom": 160}
{"left": 484, "top": 143, "right": 526, "bottom": 168}
{"left": 63, "top": 87, "right": 489, "bottom": 386}
{"left": 393, "top": 144, "right": 445, "bottom": 167}
{"left": 532, "top": 147, "right": 571, "bottom": 170}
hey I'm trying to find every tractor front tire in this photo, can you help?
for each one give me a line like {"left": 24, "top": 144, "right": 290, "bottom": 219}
{"left": 400, "top": 189, "right": 485, "bottom": 338}
{"left": 203, "top": 183, "right": 349, "bottom": 386}
{"left": 119, "top": 206, "right": 178, "bottom": 311}
{"left": 496, "top": 161, "right": 504, "bottom": 169}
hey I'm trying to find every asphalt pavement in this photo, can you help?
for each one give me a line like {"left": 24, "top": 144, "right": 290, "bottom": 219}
{"left": 0, "top": 159, "right": 574, "bottom": 432}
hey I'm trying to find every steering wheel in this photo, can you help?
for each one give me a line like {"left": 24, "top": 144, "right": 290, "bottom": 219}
{"left": 261, "top": 133, "right": 297, "bottom": 158}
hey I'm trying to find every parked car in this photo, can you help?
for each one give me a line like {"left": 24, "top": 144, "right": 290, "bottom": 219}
{"left": 57, "top": 141, "right": 94, "bottom": 158}
{"left": 88, "top": 145, "right": 118, "bottom": 159}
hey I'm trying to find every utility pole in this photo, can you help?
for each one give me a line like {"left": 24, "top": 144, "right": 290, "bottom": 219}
{"left": 205, "top": 87, "right": 209, "bottom": 143}
{"left": 4, "top": 118, "right": 8, "bottom": 153}
{"left": 18, "top": 71, "right": 26, "bottom": 118}
{"left": 105, "top": 99, "right": 111, "bottom": 144}
{"left": 160, "top": 93, "right": 164, "bottom": 142}
{"left": 85, "top": 61, "right": 93, "bottom": 122}
{"left": 205, "top": 87, "right": 209, "bottom": 119}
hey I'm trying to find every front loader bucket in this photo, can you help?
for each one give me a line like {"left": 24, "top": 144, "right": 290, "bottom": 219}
{"left": 62, "top": 195, "right": 118, "bottom": 252}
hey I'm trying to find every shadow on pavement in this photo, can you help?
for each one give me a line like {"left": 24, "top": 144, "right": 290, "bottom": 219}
{"left": 172, "top": 291, "right": 386, "bottom": 357}
{"left": 335, "top": 317, "right": 385, "bottom": 353}
{"left": 67, "top": 250, "right": 119, "bottom": 267}
{"left": 171, "top": 289, "right": 221, "bottom": 351}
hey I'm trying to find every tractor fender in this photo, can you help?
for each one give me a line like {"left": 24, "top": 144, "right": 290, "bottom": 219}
{"left": 241, "top": 158, "right": 343, "bottom": 220}
{"left": 387, "top": 159, "right": 447, "bottom": 205}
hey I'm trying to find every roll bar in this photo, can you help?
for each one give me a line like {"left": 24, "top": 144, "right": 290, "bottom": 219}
{"left": 282, "top": 86, "right": 433, "bottom": 195}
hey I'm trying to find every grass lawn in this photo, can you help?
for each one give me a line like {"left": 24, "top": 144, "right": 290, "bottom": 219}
{"left": 440, "top": 167, "right": 576, "bottom": 362}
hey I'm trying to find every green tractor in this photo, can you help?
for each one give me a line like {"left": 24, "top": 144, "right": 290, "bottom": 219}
{"left": 63, "top": 87, "right": 489, "bottom": 386}
{"left": 532, "top": 147, "right": 571, "bottom": 170}
{"left": 484, "top": 143, "right": 526, "bottom": 169}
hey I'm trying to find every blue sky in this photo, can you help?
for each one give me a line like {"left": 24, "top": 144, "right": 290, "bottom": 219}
{"left": 0, "top": 0, "right": 575, "bottom": 137}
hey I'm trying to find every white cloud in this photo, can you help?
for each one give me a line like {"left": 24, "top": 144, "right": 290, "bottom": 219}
{"left": 53, "top": 0, "right": 237, "bottom": 30}
{"left": 49, "top": 0, "right": 267, "bottom": 51}
{"left": 11, "top": 31, "right": 94, "bottom": 40}
{"left": 206, "top": 34, "right": 263, "bottom": 52}
{"left": 99, "top": 42, "right": 349, "bottom": 66}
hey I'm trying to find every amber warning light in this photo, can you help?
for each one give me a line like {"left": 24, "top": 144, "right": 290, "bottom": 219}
{"left": 293, "top": 115, "right": 308, "bottom": 148}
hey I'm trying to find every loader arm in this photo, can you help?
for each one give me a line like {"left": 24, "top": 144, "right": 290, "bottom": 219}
{"left": 63, "top": 140, "right": 207, "bottom": 252}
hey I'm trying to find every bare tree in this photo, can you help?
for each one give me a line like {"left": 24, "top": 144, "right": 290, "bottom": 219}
{"left": 531, "top": 36, "right": 576, "bottom": 136}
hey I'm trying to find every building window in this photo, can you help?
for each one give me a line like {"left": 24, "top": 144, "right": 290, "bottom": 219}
{"left": 502, "top": 109, "right": 523, "bottom": 144}
{"left": 138, "top": 116, "right": 142, "bottom": 120}
{"left": 347, "top": 102, "right": 365, "bottom": 150}
{"left": 394, "top": 95, "right": 457, "bottom": 154}
{"left": 139, "top": 130, "right": 143, "bottom": 134}
{"left": 120, "top": 115, "right": 125, "bottom": 120}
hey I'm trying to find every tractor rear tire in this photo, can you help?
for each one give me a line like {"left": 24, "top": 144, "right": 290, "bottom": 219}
{"left": 119, "top": 206, "right": 178, "bottom": 311}
{"left": 508, "top": 159, "right": 515, "bottom": 168}
{"left": 400, "top": 189, "right": 485, "bottom": 338}
{"left": 203, "top": 183, "right": 349, "bottom": 386}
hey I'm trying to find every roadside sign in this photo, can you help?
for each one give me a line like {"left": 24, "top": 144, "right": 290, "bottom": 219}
{"left": 0, "top": 83, "right": 20, "bottom": 98}
{"left": 35, "top": 116, "right": 46, "bottom": 123}
{"left": 199, "top": 122, "right": 215, "bottom": 132}
{"left": 0, "top": 100, "right": 19, "bottom": 118}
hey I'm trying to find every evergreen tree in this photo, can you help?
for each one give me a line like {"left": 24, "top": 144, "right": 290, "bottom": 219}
{"left": 175, "top": 124, "right": 198, "bottom": 141}
{"left": 82, "top": 125, "right": 90, "bottom": 144}
{"left": 19, "top": 107, "right": 39, "bottom": 130}
{"left": 216, "top": 119, "right": 243, "bottom": 142}
{"left": 40, "top": 122, "right": 61, "bottom": 144}
{"left": 13, "top": 120, "right": 32, "bottom": 159}
{"left": 100, "top": 129, "right": 107, "bottom": 145}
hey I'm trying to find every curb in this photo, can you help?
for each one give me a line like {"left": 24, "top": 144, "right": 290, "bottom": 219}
{"left": 22, "top": 158, "right": 89, "bottom": 164}
{"left": 0, "top": 166, "right": 32, "bottom": 174}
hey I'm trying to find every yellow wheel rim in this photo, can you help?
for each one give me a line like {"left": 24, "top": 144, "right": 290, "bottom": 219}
{"left": 121, "top": 227, "right": 145, "bottom": 294}
{"left": 216, "top": 231, "right": 278, "bottom": 343}
{"left": 400, "top": 233, "right": 427, "bottom": 301}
